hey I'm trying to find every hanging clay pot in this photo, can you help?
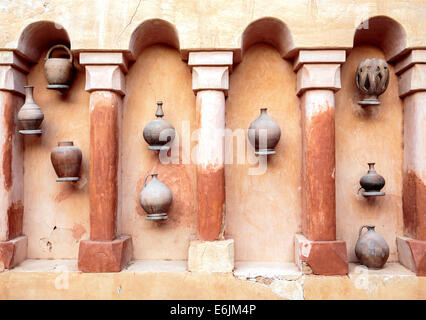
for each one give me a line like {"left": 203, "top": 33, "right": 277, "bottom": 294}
{"left": 44, "top": 44, "right": 74, "bottom": 90}
{"left": 356, "top": 58, "right": 389, "bottom": 106}
{"left": 51, "top": 141, "right": 82, "bottom": 182}
{"left": 17, "top": 86, "right": 44, "bottom": 135}
{"left": 143, "top": 101, "right": 176, "bottom": 151}
{"left": 355, "top": 225, "right": 389, "bottom": 269}
{"left": 360, "top": 163, "right": 385, "bottom": 197}
{"left": 139, "top": 173, "right": 172, "bottom": 220}
{"left": 248, "top": 108, "right": 281, "bottom": 155}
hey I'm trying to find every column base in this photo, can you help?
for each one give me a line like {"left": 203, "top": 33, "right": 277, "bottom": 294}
{"left": 78, "top": 236, "right": 132, "bottom": 273}
{"left": 397, "top": 236, "right": 426, "bottom": 276}
{"left": 294, "top": 234, "right": 348, "bottom": 276}
{"left": 188, "top": 239, "right": 234, "bottom": 273}
{"left": 0, "top": 235, "right": 27, "bottom": 269}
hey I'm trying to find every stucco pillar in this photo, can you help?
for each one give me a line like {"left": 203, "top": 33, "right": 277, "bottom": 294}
{"left": 395, "top": 50, "right": 426, "bottom": 276}
{"left": 0, "top": 51, "right": 28, "bottom": 269}
{"left": 77, "top": 52, "right": 132, "bottom": 272}
{"left": 187, "top": 51, "right": 234, "bottom": 272}
{"left": 293, "top": 50, "right": 348, "bottom": 275}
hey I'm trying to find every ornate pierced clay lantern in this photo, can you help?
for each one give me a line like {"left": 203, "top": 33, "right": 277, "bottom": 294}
{"left": 44, "top": 44, "right": 74, "bottom": 91}
{"left": 142, "top": 101, "right": 176, "bottom": 151}
{"left": 18, "top": 85, "right": 44, "bottom": 135}
{"left": 356, "top": 58, "right": 389, "bottom": 106}
{"left": 248, "top": 108, "right": 281, "bottom": 155}
{"left": 51, "top": 141, "right": 82, "bottom": 182}
{"left": 359, "top": 163, "right": 385, "bottom": 197}
{"left": 139, "top": 173, "right": 173, "bottom": 220}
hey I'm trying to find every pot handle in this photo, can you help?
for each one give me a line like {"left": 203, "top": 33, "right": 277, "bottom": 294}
{"left": 359, "top": 225, "right": 374, "bottom": 236}
{"left": 46, "top": 44, "right": 73, "bottom": 63}
{"left": 143, "top": 174, "right": 155, "bottom": 187}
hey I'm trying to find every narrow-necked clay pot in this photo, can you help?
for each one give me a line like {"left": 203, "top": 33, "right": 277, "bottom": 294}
{"left": 248, "top": 108, "right": 281, "bottom": 155}
{"left": 355, "top": 225, "right": 389, "bottom": 269}
{"left": 139, "top": 173, "right": 172, "bottom": 220}
{"left": 143, "top": 101, "right": 175, "bottom": 151}
{"left": 17, "top": 86, "right": 44, "bottom": 134}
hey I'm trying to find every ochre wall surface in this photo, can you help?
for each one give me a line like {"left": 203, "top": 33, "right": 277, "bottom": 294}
{"left": 121, "top": 45, "right": 197, "bottom": 260}
{"left": 23, "top": 51, "right": 90, "bottom": 259}
{"left": 335, "top": 45, "right": 404, "bottom": 262}
{"left": 225, "top": 44, "right": 301, "bottom": 262}
{"left": 0, "top": 0, "right": 425, "bottom": 55}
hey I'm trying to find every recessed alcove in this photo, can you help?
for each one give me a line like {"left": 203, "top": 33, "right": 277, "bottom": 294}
{"left": 19, "top": 21, "right": 90, "bottom": 259}
{"left": 335, "top": 16, "right": 406, "bottom": 263}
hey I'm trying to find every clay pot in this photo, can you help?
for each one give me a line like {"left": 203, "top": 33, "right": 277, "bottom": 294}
{"left": 356, "top": 58, "right": 389, "bottom": 106}
{"left": 142, "top": 101, "right": 175, "bottom": 151}
{"left": 248, "top": 108, "right": 281, "bottom": 155}
{"left": 17, "top": 86, "right": 44, "bottom": 134}
{"left": 360, "top": 163, "right": 385, "bottom": 196}
{"left": 51, "top": 141, "right": 82, "bottom": 182}
{"left": 44, "top": 44, "right": 73, "bottom": 89}
{"left": 355, "top": 225, "right": 389, "bottom": 269}
{"left": 139, "top": 174, "right": 172, "bottom": 220}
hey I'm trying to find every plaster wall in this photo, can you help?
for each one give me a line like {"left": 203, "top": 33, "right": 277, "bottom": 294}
{"left": 225, "top": 44, "right": 302, "bottom": 262}
{"left": 0, "top": 0, "right": 425, "bottom": 56}
{"left": 23, "top": 51, "right": 90, "bottom": 259}
{"left": 335, "top": 45, "right": 404, "bottom": 262}
{"left": 121, "top": 44, "right": 197, "bottom": 260}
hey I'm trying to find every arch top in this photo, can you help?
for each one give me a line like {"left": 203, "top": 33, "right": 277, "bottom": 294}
{"left": 17, "top": 20, "right": 70, "bottom": 63}
{"left": 129, "top": 18, "right": 180, "bottom": 59}
{"left": 241, "top": 17, "right": 294, "bottom": 58}
{"left": 353, "top": 15, "right": 407, "bottom": 62}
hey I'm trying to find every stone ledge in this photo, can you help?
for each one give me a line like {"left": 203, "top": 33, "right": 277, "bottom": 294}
{"left": 0, "top": 260, "right": 423, "bottom": 299}
{"left": 188, "top": 239, "right": 234, "bottom": 273}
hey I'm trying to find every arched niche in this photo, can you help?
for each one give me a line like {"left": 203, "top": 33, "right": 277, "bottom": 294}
{"left": 128, "top": 19, "right": 180, "bottom": 60}
{"left": 353, "top": 15, "right": 407, "bottom": 62}
{"left": 17, "top": 21, "right": 71, "bottom": 63}
{"left": 241, "top": 17, "right": 294, "bottom": 58}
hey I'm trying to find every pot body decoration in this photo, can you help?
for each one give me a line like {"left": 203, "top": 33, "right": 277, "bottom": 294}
{"left": 360, "top": 162, "right": 385, "bottom": 196}
{"left": 51, "top": 141, "right": 82, "bottom": 182}
{"left": 355, "top": 225, "right": 389, "bottom": 269}
{"left": 17, "top": 86, "right": 44, "bottom": 134}
{"left": 356, "top": 58, "right": 389, "bottom": 106}
{"left": 143, "top": 101, "right": 176, "bottom": 151}
{"left": 248, "top": 108, "right": 281, "bottom": 155}
{"left": 139, "top": 174, "right": 172, "bottom": 220}
{"left": 44, "top": 44, "right": 73, "bottom": 90}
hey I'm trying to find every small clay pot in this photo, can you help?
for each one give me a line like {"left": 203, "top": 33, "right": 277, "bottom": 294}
{"left": 143, "top": 101, "right": 175, "bottom": 151}
{"left": 44, "top": 44, "right": 73, "bottom": 90}
{"left": 355, "top": 225, "right": 389, "bottom": 269}
{"left": 17, "top": 86, "right": 44, "bottom": 134}
{"left": 360, "top": 163, "right": 385, "bottom": 196}
{"left": 139, "top": 173, "right": 172, "bottom": 220}
{"left": 248, "top": 108, "right": 281, "bottom": 155}
{"left": 356, "top": 58, "right": 389, "bottom": 106}
{"left": 51, "top": 141, "right": 82, "bottom": 182}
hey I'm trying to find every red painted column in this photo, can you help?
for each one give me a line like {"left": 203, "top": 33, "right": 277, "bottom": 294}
{"left": 77, "top": 52, "right": 132, "bottom": 272}
{"left": 189, "top": 52, "right": 233, "bottom": 241}
{"left": 395, "top": 50, "right": 426, "bottom": 276}
{"left": 0, "top": 52, "right": 29, "bottom": 269}
{"left": 294, "top": 50, "right": 349, "bottom": 275}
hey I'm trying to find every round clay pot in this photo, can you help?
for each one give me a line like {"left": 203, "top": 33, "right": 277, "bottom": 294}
{"left": 143, "top": 101, "right": 175, "bottom": 150}
{"left": 360, "top": 163, "right": 385, "bottom": 196}
{"left": 17, "top": 86, "right": 44, "bottom": 134}
{"left": 355, "top": 225, "right": 389, "bottom": 269}
{"left": 44, "top": 44, "right": 73, "bottom": 89}
{"left": 51, "top": 141, "right": 82, "bottom": 182}
{"left": 356, "top": 58, "right": 389, "bottom": 106}
{"left": 139, "top": 173, "right": 172, "bottom": 220}
{"left": 248, "top": 108, "right": 281, "bottom": 155}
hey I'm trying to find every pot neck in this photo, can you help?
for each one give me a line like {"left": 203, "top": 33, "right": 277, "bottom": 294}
{"left": 367, "top": 162, "right": 376, "bottom": 172}
{"left": 156, "top": 101, "right": 164, "bottom": 118}
{"left": 24, "top": 86, "right": 35, "bottom": 103}
{"left": 260, "top": 108, "right": 267, "bottom": 115}
{"left": 58, "top": 141, "right": 74, "bottom": 147}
